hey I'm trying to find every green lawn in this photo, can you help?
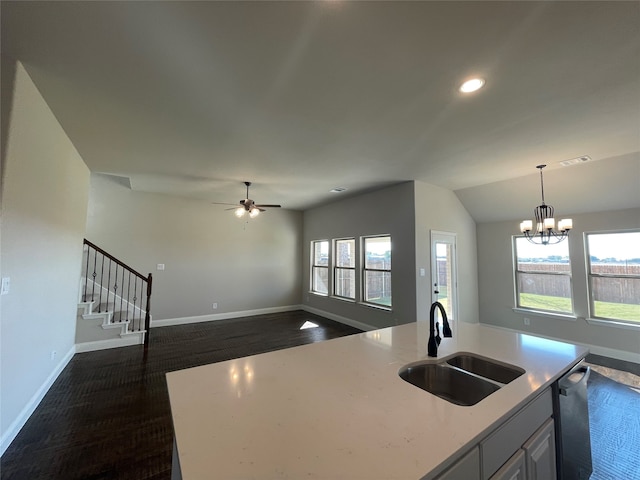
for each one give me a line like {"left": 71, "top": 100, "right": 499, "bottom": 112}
{"left": 520, "top": 293, "right": 640, "bottom": 323}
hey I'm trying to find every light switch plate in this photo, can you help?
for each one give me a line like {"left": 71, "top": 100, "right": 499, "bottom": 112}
{"left": 1, "top": 277, "right": 10, "bottom": 295}
{"left": 157, "top": 264, "right": 165, "bottom": 271}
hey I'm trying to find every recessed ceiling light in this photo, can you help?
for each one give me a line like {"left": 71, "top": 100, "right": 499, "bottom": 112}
{"left": 459, "top": 78, "right": 485, "bottom": 93}
{"left": 329, "top": 187, "right": 347, "bottom": 193}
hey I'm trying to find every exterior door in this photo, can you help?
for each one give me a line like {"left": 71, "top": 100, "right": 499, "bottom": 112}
{"left": 430, "top": 231, "right": 458, "bottom": 325}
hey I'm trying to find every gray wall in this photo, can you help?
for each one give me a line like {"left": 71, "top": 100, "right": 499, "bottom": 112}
{"left": 302, "top": 182, "right": 417, "bottom": 329}
{"left": 302, "top": 181, "right": 480, "bottom": 330}
{"left": 477, "top": 208, "right": 640, "bottom": 361}
{"left": 85, "top": 173, "right": 303, "bottom": 321}
{"left": 1, "top": 62, "right": 90, "bottom": 451}
{"left": 414, "top": 181, "right": 479, "bottom": 325}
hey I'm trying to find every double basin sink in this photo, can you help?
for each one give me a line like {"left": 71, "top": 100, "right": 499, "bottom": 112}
{"left": 399, "top": 353, "right": 525, "bottom": 406}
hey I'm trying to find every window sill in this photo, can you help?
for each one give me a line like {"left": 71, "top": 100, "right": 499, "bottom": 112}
{"left": 512, "top": 307, "right": 577, "bottom": 322}
{"left": 309, "top": 291, "right": 328, "bottom": 297}
{"left": 332, "top": 296, "right": 356, "bottom": 303}
{"left": 585, "top": 317, "right": 640, "bottom": 331}
{"left": 359, "top": 302, "right": 392, "bottom": 312}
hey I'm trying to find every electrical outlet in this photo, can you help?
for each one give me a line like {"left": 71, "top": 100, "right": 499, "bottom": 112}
{"left": 157, "top": 264, "right": 165, "bottom": 271}
{"left": 212, "top": 302, "right": 218, "bottom": 310}
{"left": 524, "top": 317, "right": 531, "bottom": 326}
{"left": 1, "top": 277, "right": 10, "bottom": 295}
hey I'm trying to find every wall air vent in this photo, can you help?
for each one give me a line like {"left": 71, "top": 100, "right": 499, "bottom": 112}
{"left": 559, "top": 155, "right": 591, "bottom": 167}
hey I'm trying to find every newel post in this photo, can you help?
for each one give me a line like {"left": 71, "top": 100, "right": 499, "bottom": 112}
{"left": 144, "top": 273, "right": 153, "bottom": 347}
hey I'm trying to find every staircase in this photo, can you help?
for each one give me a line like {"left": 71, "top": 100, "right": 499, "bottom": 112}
{"left": 76, "top": 239, "right": 152, "bottom": 352}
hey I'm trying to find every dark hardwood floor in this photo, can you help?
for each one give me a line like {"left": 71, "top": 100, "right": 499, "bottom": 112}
{"left": 2, "top": 312, "right": 638, "bottom": 479}
{"left": 0, "top": 311, "right": 361, "bottom": 480}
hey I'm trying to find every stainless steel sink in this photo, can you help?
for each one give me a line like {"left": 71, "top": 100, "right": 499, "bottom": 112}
{"left": 398, "top": 353, "right": 525, "bottom": 406}
{"left": 398, "top": 362, "right": 500, "bottom": 406}
{"left": 446, "top": 353, "right": 525, "bottom": 384}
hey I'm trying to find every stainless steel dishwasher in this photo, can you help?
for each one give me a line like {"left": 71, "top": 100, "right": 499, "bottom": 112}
{"left": 553, "top": 360, "right": 593, "bottom": 480}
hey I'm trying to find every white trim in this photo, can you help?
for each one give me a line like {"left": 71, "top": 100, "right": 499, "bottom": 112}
{"left": 357, "top": 301, "right": 392, "bottom": 312}
{"left": 485, "top": 323, "right": 640, "bottom": 364}
{"left": 75, "top": 334, "right": 144, "bottom": 353}
{"left": 585, "top": 317, "right": 640, "bottom": 331}
{"left": 512, "top": 307, "right": 577, "bottom": 321}
{"left": 301, "top": 305, "right": 376, "bottom": 331}
{"left": 80, "top": 278, "right": 147, "bottom": 317}
{"left": 0, "top": 345, "right": 76, "bottom": 455}
{"left": 151, "top": 305, "right": 302, "bottom": 328}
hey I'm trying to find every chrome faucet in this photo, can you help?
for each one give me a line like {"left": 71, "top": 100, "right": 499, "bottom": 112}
{"left": 428, "top": 301, "right": 452, "bottom": 357}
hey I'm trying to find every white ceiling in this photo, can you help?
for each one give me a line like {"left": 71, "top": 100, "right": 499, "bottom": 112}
{"left": 2, "top": 1, "right": 639, "bottom": 220}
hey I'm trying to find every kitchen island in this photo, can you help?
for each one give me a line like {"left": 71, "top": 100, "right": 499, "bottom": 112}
{"left": 166, "top": 321, "right": 588, "bottom": 479}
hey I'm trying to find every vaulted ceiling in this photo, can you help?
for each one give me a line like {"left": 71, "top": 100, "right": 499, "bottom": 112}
{"left": 2, "top": 1, "right": 639, "bottom": 221}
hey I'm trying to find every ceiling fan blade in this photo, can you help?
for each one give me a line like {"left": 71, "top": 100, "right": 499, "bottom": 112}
{"left": 255, "top": 204, "right": 281, "bottom": 208}
{"left": 212, "top": 202, "right": 240, "bottom": 206}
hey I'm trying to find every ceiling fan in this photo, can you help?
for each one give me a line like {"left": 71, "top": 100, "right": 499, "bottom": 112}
{"left": 213, "top": 181, "right": 281, "bottom": 218}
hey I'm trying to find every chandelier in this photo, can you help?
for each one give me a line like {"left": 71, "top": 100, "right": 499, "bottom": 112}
{"left": 519, "top": 164, "right": 572, "bottom": 245}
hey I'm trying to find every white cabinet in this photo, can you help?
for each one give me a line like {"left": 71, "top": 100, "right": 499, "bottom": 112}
{"left": 481, "top": 388, "right": 553, "bottom": 479}
{"left": 432, "top": 389, "right": 555, "bottom": 480}
{"left": 489, "top": 449, "right": 526, "bottom": 480}
{"left": 487, "top": 418, "right": 556, "bottom": 480}
{"left": 434, "top": 446, "right": 481, "bottom": 480}
{"left": 523, "top": 419, "right": 556, "bottom": 480}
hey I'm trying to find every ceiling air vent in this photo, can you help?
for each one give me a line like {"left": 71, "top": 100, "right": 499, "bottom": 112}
{"left": 559, "top": 155, "right": 591, "bottom": 167}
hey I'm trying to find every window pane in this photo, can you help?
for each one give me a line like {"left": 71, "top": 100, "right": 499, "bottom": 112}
{"left": 515, "top": 237, "right": 570, "bottom": 271}
{"left": 336, "top": 239, "right": 355, "bottom": 267}
{"left": 364, "top": 237, "right": 391, "bottom": 269}
{"left": 587, "top": 232, "right": 640, "bottom": 273}
{"left": 364, "top": 271, "right": 391, "bottom": 306}
{"left": 587, "top": 231, "right": 640, "bottom": 322}
{"left": 312, "top": 266, "right": 328, "bottom": 294}
{"left": 335, "top": 268, "right": 355, "bottom": 298}
{"left": 313, "top": 241, "right": 329, "bottom": 266}
{"left": 514, "top": 236, "right": 572, "bottom": 314}
{"left": 435, "top": 242, "right": 453, "bottom": 316}
{"left": 517, "top": 272, "right": 573, "bottom": 313}
{"left": 590, "top": 277, "right": 640, "bottom": 322}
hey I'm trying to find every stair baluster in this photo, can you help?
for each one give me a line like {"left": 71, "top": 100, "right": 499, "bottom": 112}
{"left": 81, "top": 239, "right": 153, "bottom": 346}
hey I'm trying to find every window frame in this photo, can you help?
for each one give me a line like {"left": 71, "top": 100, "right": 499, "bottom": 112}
{"left": 361, "top": 235, "right": 392, "bottom": 309}
{"left": 584, "top": 229, "right": 640, "bottom": 325}
{"left": 333, "top": 238, "right": 356, "bottom": 301}
{"left": 310, "top": 239, "right": 329, "bottom": 296}
{"left": 512, "top": 235, "right": 574, "bottom": 316}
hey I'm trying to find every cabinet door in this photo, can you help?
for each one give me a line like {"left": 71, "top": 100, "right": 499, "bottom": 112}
{"left": 489, "top": 449, "right": 526, "bottom": 480}
{"left": 434, "top": 446, "right": 481, "bottom": 480}
{"left": 523, "top": 418, "right": 556, "bottom": 480}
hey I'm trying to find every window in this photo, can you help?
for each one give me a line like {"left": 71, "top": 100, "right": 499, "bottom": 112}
{"left": 311, "top": 240, "right": 329, "bottom": 294}
{"left": 585, "top": 230, "right": 640, "bottom": 324}
{"left": 334, "top": 238, "right": 355, "bottom": 299}
{"left": 363, "top": 235, "right": 392, "bottom": 307}
{"left": 513, "top": 237, "right": 573, "bottom": 314}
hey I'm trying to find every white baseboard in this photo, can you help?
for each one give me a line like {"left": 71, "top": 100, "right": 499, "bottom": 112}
{"left": 0, "top": 345, "right": 76, "bottom": 456}
{"left": 151, "top": 305, "right": 304, "bottom": 328}
{"left": 301, "top": 305, "right": 376, "bottom": 332}
{"left": 75, "top": 335, "right": 143, "bottom": 353}
{"left": 484, "top": 323, "right": 640, "bottom": 364}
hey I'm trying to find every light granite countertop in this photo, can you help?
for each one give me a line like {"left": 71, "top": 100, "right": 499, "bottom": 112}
{"left": 166, "top": 321, "right": 588, "bottom": 479}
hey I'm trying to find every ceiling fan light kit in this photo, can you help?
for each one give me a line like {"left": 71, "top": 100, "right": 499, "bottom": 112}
{"left": 214, "top": 181, "right": 281, "bottom": 219}
{"left": 519, "top": 164, "right": 572, "bottom": 245}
